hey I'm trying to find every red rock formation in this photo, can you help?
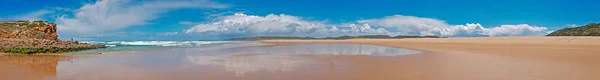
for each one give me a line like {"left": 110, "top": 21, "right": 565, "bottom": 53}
{"left": 0, "top": 29, "right": 8, "bottom": 38}
{"left": 1, "top": 21, "right": 106, "bottom": 54}
{"left": 0, "top": 21, "right": 58, "bottom": 40}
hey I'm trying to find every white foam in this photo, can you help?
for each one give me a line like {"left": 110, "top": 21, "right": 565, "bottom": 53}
{"left": 106, "top": 45, "right": 117, "bottom": 47}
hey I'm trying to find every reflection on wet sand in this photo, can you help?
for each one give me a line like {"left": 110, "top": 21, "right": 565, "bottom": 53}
{"left": 186, "top": 55, "right": 311, "bottom": 76}
{"left": 0, "top": 54, "right": 71, "bottom": 80}
{"left": 47, "top": 43, "right": 422, "bottom": 80}
{"left": 183, "top": 43, "right": 423, "bottom": 76}
{"left": 211, "top": 43, "right": 423, "bottom": 56}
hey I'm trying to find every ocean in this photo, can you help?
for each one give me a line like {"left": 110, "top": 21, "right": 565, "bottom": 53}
{"left": 72, "top": 41, "right": 252, "bottom": 54}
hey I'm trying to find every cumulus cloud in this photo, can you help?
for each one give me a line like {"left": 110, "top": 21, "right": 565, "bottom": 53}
{"left": 357, "top": 15, "right": 550, "bottom": 37}
{"left": 185, "top": 13, "right": 550, "bottom": 37}
{"left": 357, "top": 15, "right": 450, "bottom": 36}
{"left": 484, "top": 24, "right": 550, "bottom": 36}
{"left": 56, "top": 0, "right": 228, "bottom": 37}
{"left": 445, "top": 23, "right": 549, "bottom": 37}
{"left": 185, "top": 13, "right": 389, "bottom": 37}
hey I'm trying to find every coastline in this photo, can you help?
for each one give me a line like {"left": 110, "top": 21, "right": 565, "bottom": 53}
{"left": 262, "top": 36, "right": 600, "bottom": 80}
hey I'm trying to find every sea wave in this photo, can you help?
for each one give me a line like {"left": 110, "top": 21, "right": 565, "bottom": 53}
{"left": 80, "top": 41, "right": 242, "bottom": 47}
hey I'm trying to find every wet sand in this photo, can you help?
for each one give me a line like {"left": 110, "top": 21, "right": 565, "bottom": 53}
{"left": 1, "top": 43, "right": 423, "bottom": 80}
{"left": 263, "top": 36, "right": 600, "bottom": 80}
{"left": 1, "top": 36, "right": 599, "bottom": 80}
{"left": 0, "top": 54, "right": 72, "bottom": 80}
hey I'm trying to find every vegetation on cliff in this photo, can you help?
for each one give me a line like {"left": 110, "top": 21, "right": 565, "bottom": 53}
{"left": 547, "top": 23, "right": 600, "bottom": 36}
{"left": 228, "top": 35, "right": 442, "bottom": 41}
{"left": 1, "top": 20, "right": 106, "bottom": 54}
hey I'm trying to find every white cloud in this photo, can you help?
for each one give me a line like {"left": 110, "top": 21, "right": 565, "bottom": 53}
{"left": 56, "top": 0, "right": 228, "bottom": 37}
{"left": 359, "top": 15, "right": 550, "bottom": 37}
{"left": 91, "top": 32, "right": 128, "bottom": 37}
{"left": 358, "top": 15, "right": 450, "bottom": 36}
{"left": 566, "top": 24, "right": 579, "bottom": 28}
{"left": 446, "top": 23, "right": 549, "bottom": 37}
{"left": 483, "top": 24, "right": 549, "bottom": 36}
{"left": 157, "top": 32, "right": 179, "bottom": 36}
{"left": 186, "top": 13, "right": 550, "bottom": 37}
{"left": 179, "top": 21, "right": 204, "bottom": 25}
{"left": 185, "top": 13, "right": 389, "bottom": 37}
{"left": 203, "top": 10, "right": 238, "bottom": 19}
{"left": 14, "top": 10, "right": 53, "bottom": 20}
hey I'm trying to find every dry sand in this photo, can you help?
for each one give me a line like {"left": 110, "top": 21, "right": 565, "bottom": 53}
{"left": 263, "top": 36, "right": 600, "bottom": 80}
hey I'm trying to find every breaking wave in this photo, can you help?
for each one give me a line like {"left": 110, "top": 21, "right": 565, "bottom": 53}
{"left": 81, "top": 41, "right": 243, "bottom": 47}
{"left": 72, "top": 41, "right": 254, "bottom": 54}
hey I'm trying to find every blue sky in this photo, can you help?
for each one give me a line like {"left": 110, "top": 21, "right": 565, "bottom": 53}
{"left": 1, "top": 0, "right": 598, "bottom": 40}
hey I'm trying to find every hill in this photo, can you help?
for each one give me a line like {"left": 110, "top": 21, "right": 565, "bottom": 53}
{"left": 547, "top": 23, "right": 600, "bottom": 36}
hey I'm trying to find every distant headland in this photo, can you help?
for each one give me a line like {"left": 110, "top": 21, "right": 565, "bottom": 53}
{"left": 547, "top": 23, "right": 600, "bottom": 36}
{"left": 0, "top": 20, "right": 106, "bottom": 54}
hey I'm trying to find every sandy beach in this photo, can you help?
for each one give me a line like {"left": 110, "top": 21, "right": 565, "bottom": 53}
{"left": 263, "top": 36, "right": 600, "bottom": 80}
{"left": 1, "top": 36, "right": 599, "bottom": 80}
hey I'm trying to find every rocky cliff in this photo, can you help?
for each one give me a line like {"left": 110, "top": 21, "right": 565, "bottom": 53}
{"left": 0, "top": 20, "right": 106, "bottom": 54}
{"left": 0, "top": 20, "right": 58, "bottom": 40}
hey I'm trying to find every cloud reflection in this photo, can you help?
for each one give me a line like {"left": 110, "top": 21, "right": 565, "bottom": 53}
{"left": 185, "top": 43, "right": 422, "bottom": 76}
{"left": 186, "top": 55, "right": 309, "bottom": 76}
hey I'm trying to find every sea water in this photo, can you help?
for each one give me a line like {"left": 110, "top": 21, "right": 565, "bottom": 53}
{"left": 70, "top": 41, "right": 249, "bottom": 54}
